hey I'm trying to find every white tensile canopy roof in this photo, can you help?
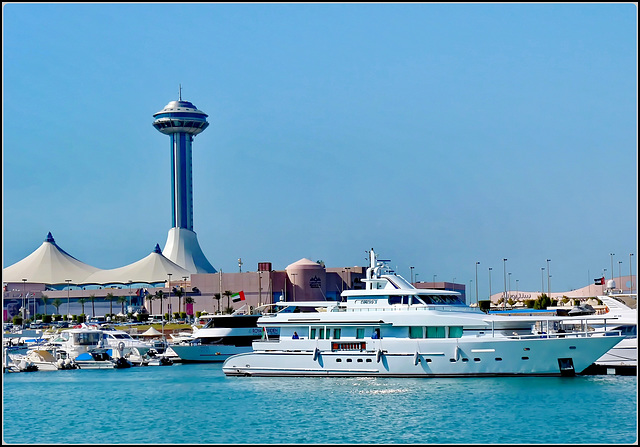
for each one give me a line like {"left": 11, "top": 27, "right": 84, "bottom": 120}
{"left": 140, "top": 326, "right": 163, "bottom": 336}
{"left": 2, "top": 232, "right": 102, "bottom": 284}
{"left": 80, "top": 244, "right": 191, "bottom": 285}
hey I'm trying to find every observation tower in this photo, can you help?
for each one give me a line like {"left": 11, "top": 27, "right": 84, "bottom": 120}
{"left": 152, "top": 88, "right": 216, "bottom": 273}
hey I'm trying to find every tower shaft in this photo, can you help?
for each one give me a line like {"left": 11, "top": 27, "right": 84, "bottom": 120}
{"left": 171, "top": 132, "right": 194, "bottom": 230}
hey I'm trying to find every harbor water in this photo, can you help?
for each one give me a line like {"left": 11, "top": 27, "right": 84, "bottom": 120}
{"left": 3, "top": 363, "right": 637, "bottom": 444}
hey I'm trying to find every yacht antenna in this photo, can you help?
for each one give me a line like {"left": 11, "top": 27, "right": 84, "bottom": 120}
{"left": 179, "top": 84, "right": 182, "bottom": 101}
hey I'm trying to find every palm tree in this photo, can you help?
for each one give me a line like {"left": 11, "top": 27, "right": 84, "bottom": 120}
{"left": 146, "top": 293, "right": 155, "bottom": 315}
{"left": 52, "top": 299, "right": 62, "bottom": 317}
{"left": 156, "top": 290, "right": 165, "bottom": 320}
{"left": 89, "top": 294, "right": 96, "bottom": 317}
{"left": 41, "top": 294, "right": 49, "bottom": 315}
{"left": 117, "top": 296, "right": 127, "bottom": 315}
{"left": 213, "top": 293, "right": 221, "bottom": 314}
{"left": 78, "top": 298, "right": 87, "bottom": 316}
{"left": 223, "top": 290, "right": 233, "bottom": 314}
{"left": 173, "top": 287, "right": 184, "bottom": 315}
{"left": 105, "top": 293, "right": 115, "bottom": 318}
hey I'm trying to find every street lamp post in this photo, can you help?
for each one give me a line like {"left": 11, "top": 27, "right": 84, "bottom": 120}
{"left": 345, "top": 267, "right": 351, "bottom": 291}
{"left": 546, "top": 259, "right": 551, "bottom": 300}
{"left": 475, "top": 261, "right": 480, "bottom": 306}
{"left": 488, "top": 268, "right": 492, "bottom": 302}
{"left": 21, "top": 279, "right": 27, "bottom": 327}
{"left": 410, "top": 266, "right": 415, "bottom": 284}
{"left": 167, "top": 273, "right": 172, "bottom": 323}
{"left": 508, "top": 272, "right": 512, "bottom": 305}
{"left": 516, "top": 279, "right": 519, "bottom": 300}
{"left": 291, "top": 273, "right": 297, "bottom": 301}
{"left": 610, "top": 253, "right": 615, "bottom": 282}
{"left": 541, "top": 268, "right": 545, "bottom": 295}
{"left": 618, "top": 261, "right": 622, "bottom": 290}
{"left": 433, "top": 274, "right": 437, "bottom": 284}
{"left": 65, "top": 279, "right": 72, "bottom": 321}
{"left": 630, "top": 253, "right": 634, "bottom": 294}
{"left": 502, "top": 259, "right": 507, "bottom": 310}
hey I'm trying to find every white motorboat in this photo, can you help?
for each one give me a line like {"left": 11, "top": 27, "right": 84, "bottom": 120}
{"left": 223, "top": 249, "right": 625, "bottom": 377}
{"left": 579, "top": 294, "right": 636, "bottom": 375}
{"left": 170, "top": 307, "right": 280, "bottom": 363}
{"left": 20, "top": 349, "right": 78, "bottom": 371}
{"left": 99, "top": 325, "right": 154, "bottom": 356}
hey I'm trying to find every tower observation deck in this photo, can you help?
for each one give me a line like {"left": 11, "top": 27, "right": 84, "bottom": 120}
{"left": 153, "top": 90, "right": 216, "bottom": 273}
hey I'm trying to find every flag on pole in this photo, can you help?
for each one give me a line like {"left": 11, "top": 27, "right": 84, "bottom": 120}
{"left": 594, "top": 276, "right": 605, "bottom": 285}
{"left": 231, "top": 291, "right": 246, "bottom": 302}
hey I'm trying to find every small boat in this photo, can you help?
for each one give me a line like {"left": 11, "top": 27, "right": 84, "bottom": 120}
{"left": 21, "top": 349, "right": 78, "bottom": 371}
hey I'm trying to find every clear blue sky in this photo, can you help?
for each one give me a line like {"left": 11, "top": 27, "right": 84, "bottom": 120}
{"left": 2, "top": 3, "right": 637, "bottom": 297}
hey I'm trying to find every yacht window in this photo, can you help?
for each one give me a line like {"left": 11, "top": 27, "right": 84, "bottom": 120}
{"left": 411, "top": 296, "right": 426, "bottom": 305}
{"left": 402, "top": 296, "right": 410, "bottom": 305}
{"left": 409, "top": 326, "right": 423, "bottom": 339}
{"left": 388, "top": 296, "right": 401, "bottom": 305}
{"left": 426, "top": 326, "right": 446, "bottom": 338}
{"left": 310, "top": 328, "right": 316, "bottom": 339}
{"left": 448, "top": 326, "right": 463, "bottom": 338}
{"left": 319, "top": 328, "right": 325, "bottom": 339}
{"left": 356, "top": 328, "right": 365, "bottom": 339}
{"left": 333, "top": 328, "right": 341, "bottom": 339}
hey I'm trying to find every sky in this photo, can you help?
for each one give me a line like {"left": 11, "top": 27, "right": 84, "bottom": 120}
{"left": 2, "top": 3, "right": 637, "bottom": 298}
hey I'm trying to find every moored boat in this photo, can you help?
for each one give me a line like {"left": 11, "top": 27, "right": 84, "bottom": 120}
{"left": 223, "top": 249, "right": 625, "bottom": 377}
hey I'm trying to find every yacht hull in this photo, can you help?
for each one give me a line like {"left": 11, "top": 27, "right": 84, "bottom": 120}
{"left": 170, "top": 344, "right": 253, "bottom": 362}
{"left": 223, "top": 335, "right": 624, "bottom": 377}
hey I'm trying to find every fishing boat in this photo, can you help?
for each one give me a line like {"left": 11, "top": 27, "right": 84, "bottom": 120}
{"left": 223, "top": 249, "right": 625, "bottom": 377}
{"left": 170, "top": 306, "right": 280, "bottom": 363}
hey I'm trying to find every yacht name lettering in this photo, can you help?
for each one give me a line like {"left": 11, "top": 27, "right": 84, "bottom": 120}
{"left": 359, "top": 299, "right": 378, "bottom": 304}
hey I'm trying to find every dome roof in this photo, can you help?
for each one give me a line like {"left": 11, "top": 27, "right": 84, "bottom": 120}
{"left": 286, "top": 258, "right": 323, "bottom": 270}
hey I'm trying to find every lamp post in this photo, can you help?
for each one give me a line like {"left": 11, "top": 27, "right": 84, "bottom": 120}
{"left": 345, "top": 267, "right": 351, "bottom": 291}
{"left": 603, "top": 268, "right": 607, "bottom": 292}
{"left": 508, "top": 272, "right": 512, "bottom": 305}
{"left": 128, "top": 280, "right": 132, "bottom": 314}
{"left": 167, "top": 273, "right": 172, "bottom": 323}
{"left": 541, "top": 268, "right": 545, "bottom": 295}
{"left": 502, "top": 259, "right": 507, "bottom": 310}
{"left": 291, "top": 273, "right": 297, "bottom": 301}
{"left": 488, "top": 268, "right": 492, "bottom": 302}
{"left": 21, "top": 279, "right": 27, "bottom": 327}
{"left": 475, "top": 261, "right": 480, "bottom": 306}
{"left": 516, "top": 279, "right": 519, "bottom": 300}
{"left": 65, "top": 279, "right": 72, "bottom": 321}
{"left": 618, "top": 261, "right": 622, "bottom": 290}
{"left": 630, "top": 253, "right": 634, "bottom": 294}
{"left": 610, "top": 253, "right": 615, "bottom": 282}
{"left": 546, "top": 259, "right": 551, "bottom": 300}
{"left": 433, "top": 274, "right": 437, "bottom": 284}
{"left": 259, "top": 271, "right": 263, "bottom": 305}
{"left": 410, "top": 266, "right": 415, "bottom": 284}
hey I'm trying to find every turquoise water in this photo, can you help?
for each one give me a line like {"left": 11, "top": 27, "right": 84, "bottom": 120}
{"left": 3, "top": 363, "right": 637, "bottom": 444}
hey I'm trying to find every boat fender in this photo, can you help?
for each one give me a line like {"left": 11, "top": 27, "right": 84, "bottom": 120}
{"left": 376, "top": 349, "right": 382, "bottom": 363}
{"left": 313, "top": 347, "right": 320, "bottom": 361}
{"left": 414, "top": 351, "right": 420, "bottom": 365}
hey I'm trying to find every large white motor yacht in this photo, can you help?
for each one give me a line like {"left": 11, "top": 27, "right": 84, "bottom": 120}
{"left": 223, "top": 249, "right": 625, "bottom": 377}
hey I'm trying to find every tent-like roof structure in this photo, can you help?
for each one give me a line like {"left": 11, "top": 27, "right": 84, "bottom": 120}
{"left": 80, "top": 244, "right": 191, "bottom": 285}
{"left": 2, "top": 232, "right": 102, "bottom": 284}
{"left": 140, "top": 326, "right": 163, "bottom": 336}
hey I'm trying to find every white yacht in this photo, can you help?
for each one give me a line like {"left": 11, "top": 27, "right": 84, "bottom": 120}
{"left": 170, "top": 308, "right": 280, "bottom": 363}
{"left": 99, "top": 325, "right": 154, "bottom": 356}
{"left": 580, "top": 294, "right": 636, "bottom": 374}
{"left": 46, "top": 327, "right": 117, "bottom": 369}
{"left": 223, "top": 249, "right": 625, "bottom": 377}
